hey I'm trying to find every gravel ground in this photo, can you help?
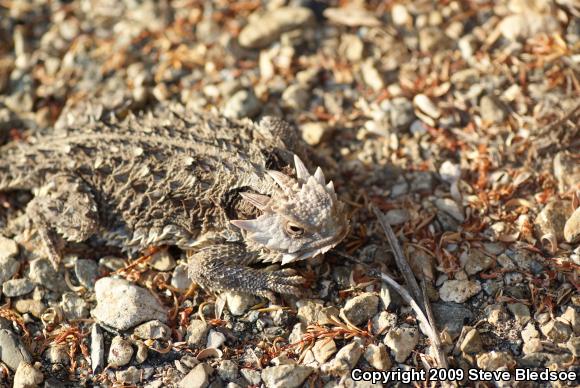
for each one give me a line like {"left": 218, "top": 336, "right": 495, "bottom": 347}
{"left": 0, "top": 1, "right": 579, "bottom": 387}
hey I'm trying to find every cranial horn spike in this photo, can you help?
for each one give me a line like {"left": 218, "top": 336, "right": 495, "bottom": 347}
{"left": 230, "top": 219, "right": 260, "bottom": 232}
{"left": 267, "top": 170, "right": 295, "bottom": 193}
{"left": 240, "top": 192, "right": 271, "bottom": 210}
{"left": 326, "top": 180, "right": 335, "bottom": 192}
{"left": 314, "top": 167, "right": 325, "bottom": 185}
{"left": 293, "top": 154, "right": 310, "bottom": 181}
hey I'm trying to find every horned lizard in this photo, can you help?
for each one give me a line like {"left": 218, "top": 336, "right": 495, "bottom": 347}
{"left": 0, "top": 105, "right": 349, "bottom": 299}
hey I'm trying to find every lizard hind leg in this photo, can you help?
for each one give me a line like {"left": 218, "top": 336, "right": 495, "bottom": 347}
{"left": 187, "top": 242, "right": 305, "bottom": 302}
{"left": 26, "top": 174, "right": 99, "bottom": 269}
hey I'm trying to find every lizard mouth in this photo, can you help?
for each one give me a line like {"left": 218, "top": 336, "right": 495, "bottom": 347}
{"left": 277, "top": 222, "right": 350, "bottom": 265}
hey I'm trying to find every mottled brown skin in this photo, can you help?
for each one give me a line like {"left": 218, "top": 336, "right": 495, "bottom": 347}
{"left": 0, "top": 104, "right": 348, "bottom": 299}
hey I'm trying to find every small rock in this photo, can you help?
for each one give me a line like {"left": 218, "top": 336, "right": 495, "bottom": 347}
{"left": 207, "top": 330, "right": 226, "bottom": 349}
{"left": 92, "top": 277, "right": 167, "bottom": 331}
{"left": 323, "top": 6, "right": 381, "bottom": 27}
{"left": 223, "top": 90, "right": 261, "bottom": 119}
{"left": 0, "top": 256, "right": 19, "bottom": 285}
{"left": 541, "top": 320, "right": 572, "bottom": 342}
{"left": 564, "top": 207, "right": 580, "bottom": 244}
{"left": 218, "top": 360, "right": 239, "bottom": 381}
{"left": 340, "top": 293, "right": 379, "bottom": 326}
{"left": 225, "top": 291, "right": 258, "bottom": 316}
{"left": 28, "top": 259, "right": 64, "bottom": 292}
{"left": 439, "top": 280, "right": 481, "bottom": 303}
{"left": 134, "top": 340, "right": 148, "bottom": 364}
{"left": 91, "top": 324, "right": 105, "bottom": 373}
{"left": 553, "top": 151, "right": 580, "bottom": 192}
{"left": 435, "top": 198, "right": 465, "bottom": 222}
{"left": 391, "top": 4, "right": 411, "bottom": 26}
{"left": 476, "top": 351, "right": 515, "bottom": 370}
{"left": 364, "top": 344, "right": 391, "bottom": 370}
{"left": 2, "top": 278, "right": 34, "bottom": 297}
{"left": 461, "top": 250, "right": 494, "bottom": 275}
{"left": 261, "top": 365, "right": 314, "bottom": 388}
{"left": 133, "top": 320, "right": 171, "bottom": 340}
{"left": 499, "top": 13, "right": 560, "bottom": 41}
{"left": 432, "top": 302, "right": 474, "bottom": 338}
{"left": 13, "top": 362, "right": 43, "bottom": 388}
{"left": 288, "top": 322, "right": 306, "bottom": 344}
{"left": 14, "top": 300, "right": 45, "bottom": 318}
{"left": 187, "top": 319, "right": 210, "bottom": 346}
{"left": 171, "top": 264, "right": 192, "bottom": 291}
{"left": 371, "top": 311, "right": 397, "bottom": 335}
{"left": 521, "top": 322, "right": 540, "bottom": 343}
{"left": 281, "top": 84, "right": 310, "bottom": 111}
{"left": 312, "top": 339, "right": 337, "bottom": 364}
{"left": 379, "top": 284, "right": 403, "bottom": 310}
{"left": 108, "top": 336, "right": 133, "bottom": 368}
{"left": 0, "top": 329, "right": 32, "bottom": 370}
{"left": 384, "top": 326, "right": 419, "bottom": 362}
{"left": 238, "top": 7, "right": 314, "bottom": 49}
{"left": 560, "top": 307, "right": 579, "bottom": 335}
{"left": 149, "top": 249, "right": 176, "bottom": 271}
{"left": 74, "top": 259, "right": 98, "bottom": 289}
{"left": 460, "top": 328, "right": 483, "bottom": 354}
{"left": 44, "top": 345, "right": 69, "bottom": 365}
{"left": 61, "top": 292, "right": 90, "bottom": 320}
{"left": 361, "top": 60, "right": 384, "bottom": 91}
{"left": 0, "top": 235, "right": 19, "bottom": 260}
{"left": 321, "top": 342, "right": 363, "bottom": 375}
{"left": 534, "top": 201, "right": 572, "bottom": 243}
{"left": 241, "top": 368, "right": 262, "bottom": 386}
{"left": 480, "top": 95, "right": 507, "bottom": 124}
{"left": 179, "top": 363, "right": 209, "bottom": 388}
{"left": 301, "top": 122, "right": 328, "bottom": 146}
{"left": 384, "top": 209, "right": 410, "bottom": 225}
{"left": 566, "top": 336, "right": 580, "bottom": 357}
{"left": 340, "top": 34, "right": 364, "bottom": 62}
{"left": 507, "top": 303, "right": 531, "bottom": 325}
{"left": 116, "top": 366, "right": 141, "bottom": 385}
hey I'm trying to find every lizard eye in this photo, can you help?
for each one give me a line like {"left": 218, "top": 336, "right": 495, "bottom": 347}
{"left": 285, "top": 222, "right": 304, "bottom": 237}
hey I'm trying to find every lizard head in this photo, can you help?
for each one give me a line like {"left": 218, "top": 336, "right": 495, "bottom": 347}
{"left": 231, "top": 155, "right": 349, "bottom": 265}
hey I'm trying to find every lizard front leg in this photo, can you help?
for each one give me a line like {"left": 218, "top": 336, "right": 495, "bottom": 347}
{"left": 27, "top": 174, "right": 99, "bottom": 269}
{"left": 187, "top": 242, "right": 305, "bottom": 301}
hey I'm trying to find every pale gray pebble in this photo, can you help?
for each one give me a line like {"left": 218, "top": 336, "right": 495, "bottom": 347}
{"left": 74, "top": 259, "right": 98, "bottom": 289}
{"left": 225, "top": 291, "right": 259, "bottom": 316}
{"left": 116, "top": 366, "right": 141, "bottom": 385}
{"left": 171, "top": 263, "right": 192, "bottom": 291}
{"left": 340, "top": 293, "right": 379, "bottom": 326}
{"left": 261, "top": 365, "right": 314, "bottom": 388}
{"left": 91, "top": 324, "right": 105, "bottom": 373}
{"left": 133, "top": 320, "right": 171, "bottom": 340}
{"left": 0, "top": 234, "right": 19, "bottom": 260}
{"left": 384, "top": 326, "right": 419, "bottom": 363}
{"left": 238, "top": 7, "right": 314, "bottom": 49}
{"left": 27, "top": 258, "right": 65, "bottom": 292}
{"left": 108, "top": 335, "right": 134, "bottom": 368}
{"left": 2, "top": 278, "right": 34, "bottom": 297}
{"left": 217, "top": 359, "right": 239, "bottom": 381}
{"left": 179, "top": 363, "right": 210, "bottom": 388}
{"left": 186, "top": 319, "right": 210, "bottom": 346}
{"left": 223, "top": 90, "right": 261, "bottom": 119}
{"left": 92, "top": 277, "right": 168, "bottom": 331}
{"left": 320, "top": 341, "right": 363, "bottom": 375}
{"left": 13, "top": 361, "right": 44, "bottom": 387}
{"left": 61, "top": 292, "right": 90, "bottom": 320}
{"left": 479, "top": 95, "right": 507, "bottom": 124}
{"left": 0, "top": 329, "right": 32, "bottom": 370}
{"left": 241, "top": 368, "right": 262, "bottom": 386}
